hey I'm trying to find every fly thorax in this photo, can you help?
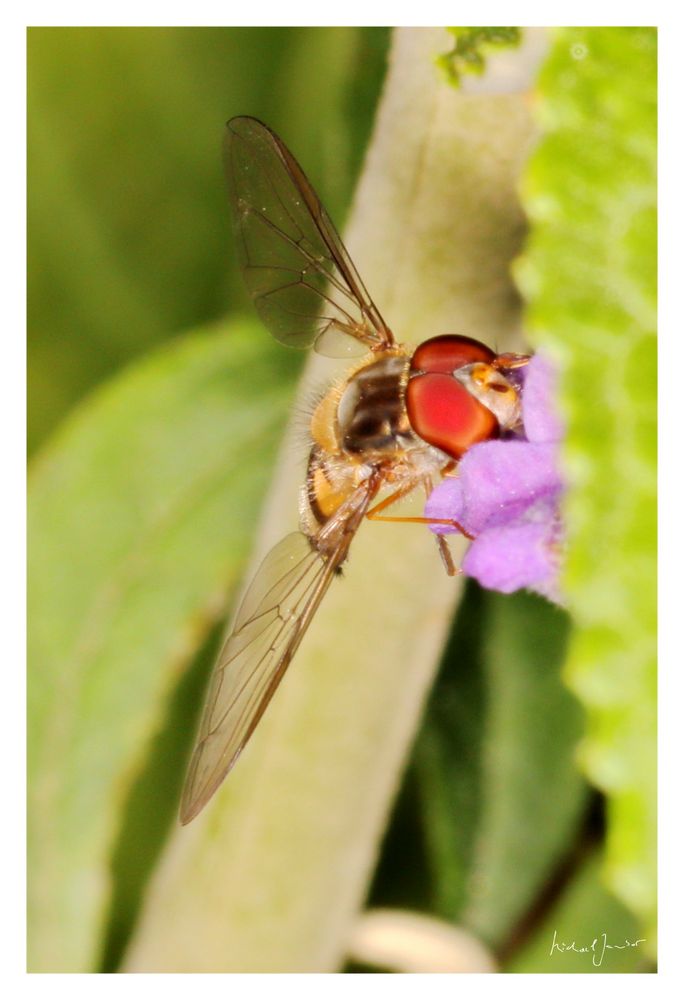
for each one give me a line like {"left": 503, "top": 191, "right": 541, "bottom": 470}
{"left": 337, "top": 355, "right": 413, "bottom": 456}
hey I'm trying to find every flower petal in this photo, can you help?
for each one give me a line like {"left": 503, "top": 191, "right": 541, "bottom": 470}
{"left": 462, "top": 521, "right": 558, "bottom": 595}
{"left": 424, "top": 350, "right": 566, "bottom": 601}
{"left": 449, "top": 439, "right": 563, "bottom": 534}
{"left": 522, "top": 353, "right": 565, "bottom": 444}
{"left": 425, "top": 477, "right": 465, "bottom": 535}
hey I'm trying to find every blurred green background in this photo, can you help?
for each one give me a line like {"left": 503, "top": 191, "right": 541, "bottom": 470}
{"left": 28, "top": 26, "right": 387, "bottom": 452}
{"left": 28, "top": 27, "right": 656, "bottom": 974}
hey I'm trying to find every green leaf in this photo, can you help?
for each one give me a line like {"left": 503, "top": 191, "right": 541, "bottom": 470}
{"left": 517, "top": 27, "right": 657, "bottom": 946}
{"left": 99, "top": 618, "right": 225, "bottom": 972}
{"left": 27, "top": 26, "right": 388, "bottom": 451}
{"left": 412, "top": 582, "right": 490, "bottom": 919}
{"left": 27, "top": 320, "right": 300, "bottom": 971}
{"left": 407, "top": 587, "right": 588, "bottom": 951}
{"left": 459, "top": 592, "right": 587, "bottom": 947}
{"left": 508, "top": 851, "right": 648, "bottom": 973}
{"left": 436, "top": 27, "right": 521, "bottom": 85}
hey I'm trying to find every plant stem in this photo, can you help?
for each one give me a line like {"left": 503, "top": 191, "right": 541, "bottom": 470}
{"left": 123, "top": 26, "right": 545, "bottom": 973}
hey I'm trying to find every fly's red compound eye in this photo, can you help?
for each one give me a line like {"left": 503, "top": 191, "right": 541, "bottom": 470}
{"left": 407, "top": 335, "right": 499, "bottom": 460}
{"left": 406, "top": 372, "right": 498, "bottom": 460}
{"left": 410, "top": 335, "right": 495, "bottom": 375}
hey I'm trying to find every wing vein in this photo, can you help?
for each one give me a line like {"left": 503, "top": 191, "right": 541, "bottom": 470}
{"left": 179, "top": 474, "right": 377, "bottom": 824}
{"left": 224, "top": 115, "right": 394, "bottom": 356}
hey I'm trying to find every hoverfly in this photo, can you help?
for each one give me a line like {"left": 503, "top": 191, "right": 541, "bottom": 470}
{"left": 180, "top": 116, "right": 529, "bottom": 824}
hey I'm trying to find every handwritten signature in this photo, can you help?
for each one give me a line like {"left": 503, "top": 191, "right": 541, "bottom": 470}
{"left": 549, "top": 929, "right": 646, "bottom": 967}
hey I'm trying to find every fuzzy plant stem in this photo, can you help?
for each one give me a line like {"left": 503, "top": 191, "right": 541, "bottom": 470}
{"left": 123, "top": 27, "right": 546, "bottom": 972}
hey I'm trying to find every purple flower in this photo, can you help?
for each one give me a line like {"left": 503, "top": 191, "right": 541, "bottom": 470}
{"left": 425, "top": 354, "right": 565, "bottom": 602}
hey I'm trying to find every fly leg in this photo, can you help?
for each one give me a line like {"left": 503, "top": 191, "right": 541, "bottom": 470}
{"left": 365, "top": 481, "right": 473, "bottom": 578}
{"left": 434, "top": 533, "right": 459, "bottom": 577}
{"left": 418, "top": 481, "right": 464, "bottom": 578}
{"left": 366, "top": 486, "right": 474, "bottom": 537}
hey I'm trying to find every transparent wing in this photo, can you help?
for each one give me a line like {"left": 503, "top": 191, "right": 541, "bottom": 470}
{"left": 180, "top": 498, "right": 368, "bottom": 824}
{"left": 225, "top": 115, "right": 394, "bottom": 357}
